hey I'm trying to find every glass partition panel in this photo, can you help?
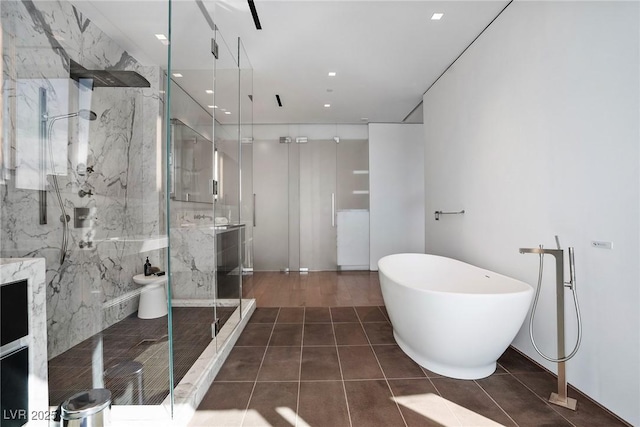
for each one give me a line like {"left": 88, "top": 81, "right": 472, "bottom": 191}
{"left": 167, "top": 0, "right": 220, "bottom": 406}
{"left": 0, "top": 0, "right": 171, "bottom": 415}
{"left": 212, "top": 30, "right": 242, "bottom": 349}
{"left": 239, "top": 39, "right": 254, "bottom": 275}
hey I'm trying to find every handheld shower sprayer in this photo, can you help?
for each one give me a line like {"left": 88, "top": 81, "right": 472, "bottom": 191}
{"left": 44, "top": 109, "right": 97, "bottom": 264}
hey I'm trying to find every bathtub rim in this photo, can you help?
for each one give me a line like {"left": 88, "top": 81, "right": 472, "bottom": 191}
{"left": 378, "top": 252, "right": 533, "bottom": 296}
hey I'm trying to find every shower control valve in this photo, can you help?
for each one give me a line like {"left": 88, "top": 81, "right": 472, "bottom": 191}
{"left": 78, "top": 189, "right": 93, "bottom": 198}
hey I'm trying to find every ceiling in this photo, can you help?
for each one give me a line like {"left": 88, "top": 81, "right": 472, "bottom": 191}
{"left": 75, "top": 0, "right": 510, "bottom": 125}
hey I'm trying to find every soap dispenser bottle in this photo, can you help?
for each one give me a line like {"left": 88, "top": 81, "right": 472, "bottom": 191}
{"left": 144, "top": 257, "right": 152, "bottom": 276}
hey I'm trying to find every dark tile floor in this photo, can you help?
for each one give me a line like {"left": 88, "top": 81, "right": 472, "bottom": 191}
{"left": 191, "top": 306, "right": 630, "bottom": 427}
{"left": 48, "top": 306, "right": 235, "bottom": 406}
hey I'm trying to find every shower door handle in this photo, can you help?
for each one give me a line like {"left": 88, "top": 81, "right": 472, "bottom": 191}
{"left": 331, "top": 193, "right": 335, "bottom": 227}
{"left": 253, "top": 194, "right": 256, "bottom": 227}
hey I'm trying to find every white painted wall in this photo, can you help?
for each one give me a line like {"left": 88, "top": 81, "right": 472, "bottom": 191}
{"left": 369, "top": 123, "right": 425, "bottom": 270}
{"left": 422, "top": 2, "right": 639, "bottom": 424}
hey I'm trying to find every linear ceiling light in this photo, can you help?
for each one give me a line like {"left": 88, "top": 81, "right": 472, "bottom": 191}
{"left": 431, "top": 13, "right": 444, "bottom": 20}
{"left": 276, "top": 94, "right": 283, "bottom": 107}
{"left": 248, "top": 0, "right": 262, "bottom": 30}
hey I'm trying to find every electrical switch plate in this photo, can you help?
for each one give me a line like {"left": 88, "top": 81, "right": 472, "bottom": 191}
{"left": 591, "top": 241, "right": 613, "bottom": 249}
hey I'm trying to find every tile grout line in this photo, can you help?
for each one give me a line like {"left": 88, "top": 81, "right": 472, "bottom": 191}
{"left": 356, "top": 307, "right": 409, "bottom": 427}
{"left": 426, "top": 378, "right": 467, "bottom": 426}
{"left": 507, "top": 369, "right": 580, "bottom": 427}
{"left": 239, "top": 307, "right": 280, "bottom": 427}
{"left": 331, "top": 307, "right": 354, "bottom": 427}
{"left": 473, "top": 376, "right": 520, "bottom": 427}
{"left": 295, "top": 307, "right": 305, "bottom": 427}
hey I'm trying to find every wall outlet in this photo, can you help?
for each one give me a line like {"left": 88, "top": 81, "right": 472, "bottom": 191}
{"left": 591, "top": 241, "right": 613, "bottom": 249}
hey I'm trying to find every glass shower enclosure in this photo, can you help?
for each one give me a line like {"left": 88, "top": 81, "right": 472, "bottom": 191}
{"left": 1, "top": 0, "right": 174, "bottom": 414}
{"left": 0, "top": 0, "right": 252, "bottom": 423}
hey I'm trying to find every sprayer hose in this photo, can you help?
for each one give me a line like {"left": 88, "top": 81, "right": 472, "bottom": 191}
{"left": 529, "top": 250, "right": 583, "bottom": 363}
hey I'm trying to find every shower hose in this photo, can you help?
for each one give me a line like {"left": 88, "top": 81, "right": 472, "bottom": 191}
{"left": 46, "top": 121, "right": 70, "bottom": 265}
{"left": 529, "top": 249, "right": 583, "bottom": 363}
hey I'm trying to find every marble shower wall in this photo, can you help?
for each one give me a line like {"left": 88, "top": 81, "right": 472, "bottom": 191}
{"left": 1, "top": 0, "right": 165, "bottom": 358}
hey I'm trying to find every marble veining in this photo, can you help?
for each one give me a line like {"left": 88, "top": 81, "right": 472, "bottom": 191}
{"left": 1, "top": 0, "right": 164, "bottom": 359}
{"left": 169, "top": 226, "right": 216, "bottom": 300}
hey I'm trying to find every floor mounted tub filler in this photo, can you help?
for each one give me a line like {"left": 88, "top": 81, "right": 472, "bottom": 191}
{"left": 378, "top": 253, "right": 533, "bottom": 380}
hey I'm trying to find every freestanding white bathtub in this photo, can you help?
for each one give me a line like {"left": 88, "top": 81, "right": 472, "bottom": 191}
{"left": 378, "top": 253, "right": 533, "bottom": 380}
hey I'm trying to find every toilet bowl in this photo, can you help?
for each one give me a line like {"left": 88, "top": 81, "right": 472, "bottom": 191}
{"left": 132, "top": 274, "right": 168, "bottom": 319}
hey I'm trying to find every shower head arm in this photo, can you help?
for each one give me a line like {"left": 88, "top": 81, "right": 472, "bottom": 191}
{"left": 44, "top": 109, "right": 96, "bottom": 123}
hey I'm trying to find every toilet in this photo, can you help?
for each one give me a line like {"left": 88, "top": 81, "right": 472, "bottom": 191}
{"left": 132, "top": 274, "right": 168, "bottom": 319}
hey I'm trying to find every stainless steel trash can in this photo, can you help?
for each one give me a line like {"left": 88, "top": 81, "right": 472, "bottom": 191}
{"left": 60, "top": 389, "right": 111, "bottom": 427}
{"left": 104, "top": 360, "right": 144, "bottom": 405}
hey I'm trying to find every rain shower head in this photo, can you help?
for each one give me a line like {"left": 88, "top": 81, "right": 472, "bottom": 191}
{"left": 70, "top": 59, "right": 150, "bottom": 88}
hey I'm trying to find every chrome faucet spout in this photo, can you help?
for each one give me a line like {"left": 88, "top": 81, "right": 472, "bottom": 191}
{"left": 519, "top": 247, "right": 563, "bottom": 259}
{"left": 519, "top": 247, "right": 541, "bottom": 254}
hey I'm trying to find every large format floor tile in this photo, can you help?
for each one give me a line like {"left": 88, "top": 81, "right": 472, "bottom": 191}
{"left": 190, "top": 272, "right": 630, "bottom": 427}
{"left": 48, "top": 307, "right": 235, "bottom": 406}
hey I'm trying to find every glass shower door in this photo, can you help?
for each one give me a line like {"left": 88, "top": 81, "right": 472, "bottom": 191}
{"left": 299, "top": 139, "right": 338, "bottom": 271}
{"left": 252, "top": 139, "right": 290, "bottom": 271}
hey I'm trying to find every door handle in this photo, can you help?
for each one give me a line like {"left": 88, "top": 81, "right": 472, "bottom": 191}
{"left": 331, "top": 193, "right": 335, "bottom": 227}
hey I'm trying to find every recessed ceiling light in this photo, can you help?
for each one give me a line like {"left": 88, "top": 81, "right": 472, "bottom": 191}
{"left": 431, "top": 13, "right": 444, "bottom": 20}
{"left": 205, "top": 89, "right": 213, "bottom": 94}
{"left": 172, "top": 73, "right": 183, "bottom": 78}
{"left": 224, "top": 111, "right": 232, "bottom": 115}
{"left": 324, "top": 104, "right": 331, "bottom": 108}
{"left": 207, "top": 105, "right": 215, "bottom": 109}
{"left": 328, "top": 72, "right": 337, "bottom": 77}
{"left": 155, "top": 34, "right": 170, "bottom": 45}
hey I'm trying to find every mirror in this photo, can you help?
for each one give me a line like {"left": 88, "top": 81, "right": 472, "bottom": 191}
{"left": 170, "top": 119, "right": 214, "bottom": 203}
